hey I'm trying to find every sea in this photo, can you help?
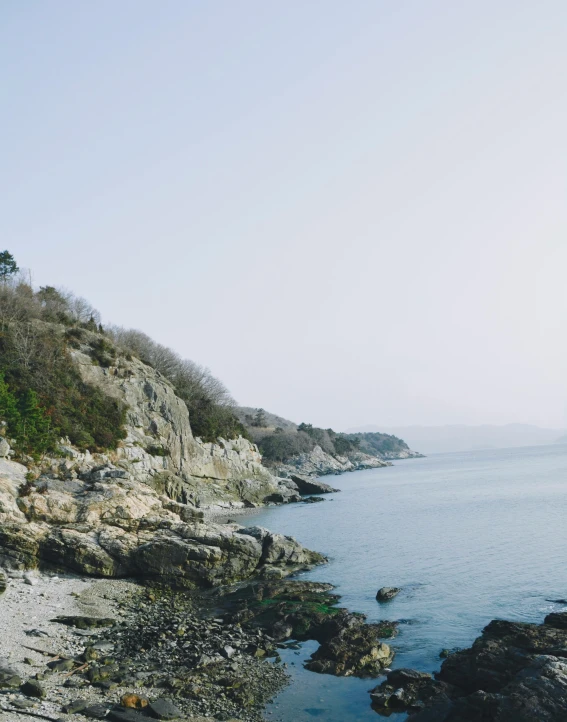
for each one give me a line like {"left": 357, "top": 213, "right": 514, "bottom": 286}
{"left": 241, "top": 444, "right": 567, "bottom": 721}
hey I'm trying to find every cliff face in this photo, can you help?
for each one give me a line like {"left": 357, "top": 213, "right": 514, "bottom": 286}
{"left": 0, "top": 333, "right": 324, "bottom": 584}
{"left": 72, "top": 347, "right": 283, "bottom": 508}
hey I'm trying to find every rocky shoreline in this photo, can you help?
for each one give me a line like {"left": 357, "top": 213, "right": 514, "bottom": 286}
{"left": 0, "top": 569, "right": 398, "bottom": 722}
{"left": 370, "top": 612, "right": 567, "bottom": 721}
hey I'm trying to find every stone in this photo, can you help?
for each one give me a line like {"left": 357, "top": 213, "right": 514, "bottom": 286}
{"left": 0, "top": 570, "right": 6, "bottom": 593}
{"left": 62, "top": 698, "right": 89, "bottom": 713}
{"left": 83, "top": 704, "right": 111, "bottom": 719}
{"left": 544, "top": 611, "right": 567, "bottom": 630}
{"left": 376, "top": 587, "right": 401, "bottom": 601}
{"left": 20, "top": 679, "right": 46, "bottom": 698}
{"left": 52, "top": 615, "right": 115, "bottom": 629}
{"left": 289, "top": 475, "right": 340, "bottom": 495}
{"left": 120, "top": 693, "right": 149, "bottom": 709}
{"left": 108, "top": 708, "right": 148, "bottom": 722}
{"left": 148, "top": 698, "right": 183, "bottom": 720}
{"left": 0, "top": 660, "right": 22, "bottom": 688}
{"left": 47, "top": 658, "right": 75, "bottom": 672}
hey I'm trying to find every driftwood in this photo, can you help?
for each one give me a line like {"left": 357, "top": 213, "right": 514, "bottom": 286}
{"left": 21, "top": 645, "right": 60, "bottom": 658}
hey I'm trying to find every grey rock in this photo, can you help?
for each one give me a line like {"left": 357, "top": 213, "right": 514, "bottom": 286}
{"left": 376, "top": 586, "right": 401, "bottom": 602}
{"left": 62, "top": 698, "right": 89, "bottom": 713}
{"left": 107, "top": 708, "right": 146, "bottom": 722}
{"left": 544, "top": 611, "right": 567, "bottom": 630}
{"left": 83, "top": 704, "right": 111, "bottom": 719}
{"left": 0, "top": 660, "right": 22, "bottom": 688}
{"left": 289, "top": 475, "right": 339, "bottom": 495}
{"left": 47, "top": 658, "right": 75, "bottom": 672}
{"left": 20, "top": 679, "right": 46, "bottom": 698}
{"left": 148, "top": 697, "right": 183, "bottom": 719}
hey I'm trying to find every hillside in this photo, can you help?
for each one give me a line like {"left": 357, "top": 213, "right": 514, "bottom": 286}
{"left": 235, "top": 407, "right": 422, "bottom": 476}
{"left": 0, "top": 255, "right": 325, "bottom": 584}
{"left": 348, "top": 423, "right": 567, "bottom": 454}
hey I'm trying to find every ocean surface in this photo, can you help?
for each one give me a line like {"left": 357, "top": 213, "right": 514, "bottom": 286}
{"left": 241, "top": 444, "right": 567, "bottom": 722}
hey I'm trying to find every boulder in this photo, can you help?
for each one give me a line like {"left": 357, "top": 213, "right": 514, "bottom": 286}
{"left": 289, "top": 475, "right": 339, "bottom": 495}
{"left": 399, "top": 616, "right": 567, "bottom": 721}
{"left": 0, "top": 457, "right": 324, "bottom": 587}
{"left": 376, "top": 586, "right": 401, "bottom": 601}
{"left": 148, "top": 697, "right": 183, "bottom": 720}
{"left": 0, "top": 660, "right": 21, "bottom": 688}
{"left": 20, "top": 679, "right": 46, "bottom": 698}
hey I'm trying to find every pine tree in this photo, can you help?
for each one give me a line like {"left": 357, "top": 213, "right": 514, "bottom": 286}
{"left": 0, "top": 251, "right": 19, "bottom": 281}
{"left": 0, "top": 372, "right": 20, "bottom": 431}
{"left": 16, "top": 389, "right": 52, "bottom": 455}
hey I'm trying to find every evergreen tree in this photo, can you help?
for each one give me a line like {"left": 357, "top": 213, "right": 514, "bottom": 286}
{"left": 0, "top": 372, "right": 20, "bottom": 431}
{"left": 16, "top": 389, "right": 52, "bottom": 454}
{"left": 0, "top": 251, "right": 19, "bottom": 281}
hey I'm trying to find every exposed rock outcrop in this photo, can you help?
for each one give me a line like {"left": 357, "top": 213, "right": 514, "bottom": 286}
{"left": 214, "top": 579, "right": 396, "bottom": 677}
{"left": 276, "top": 445, "right": 391, "bottom": 478}
{"left": 371, "top": 613, "right": 567, "bottom": 721}
{"left": 376, "top": 586, "right": 401, "bottom": 602}
{"left": 0, "top": 458, "right": 324, "bottom": 585}
{"left": 289, "top": 475, "right": 339, "bottom": 495}
{"left": 73, "top": 349, "right": 281, "bottom": 509}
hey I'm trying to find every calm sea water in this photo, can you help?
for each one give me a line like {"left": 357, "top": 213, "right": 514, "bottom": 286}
{"left": 242, "top": 444, "right": 567, "bottom": 722}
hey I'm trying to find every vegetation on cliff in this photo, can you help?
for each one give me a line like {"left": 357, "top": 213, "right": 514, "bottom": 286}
{"left": 236, "top": 407, "right": 409, "bottom": 465}
{"left": 0, "top": 252, "right": 246, "bottom": 456}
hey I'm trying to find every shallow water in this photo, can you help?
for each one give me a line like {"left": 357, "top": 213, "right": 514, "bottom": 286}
{"left": 246, "top": 444, "right": 567, "bottom": 721}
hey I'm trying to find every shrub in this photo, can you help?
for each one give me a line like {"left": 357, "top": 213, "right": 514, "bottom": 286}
{"left": 0, "top": 327, "right": 127, "bottom": 454}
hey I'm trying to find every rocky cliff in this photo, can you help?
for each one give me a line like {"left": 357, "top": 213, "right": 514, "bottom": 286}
{"left": 274, "top": 444, "right": 392, "bottom": 478}
{"left": 0, "top": 450, "right": 323, "bottom": 585}
{"left": 0, "top": 333, "right": 323, "bottom": 585}
{"left": 71, "top": 342, "right": 293, "bottom": 509}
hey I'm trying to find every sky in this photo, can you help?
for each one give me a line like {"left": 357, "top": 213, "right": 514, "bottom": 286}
{"left": 2, "top": 1, "right": 566, "bottom": 431}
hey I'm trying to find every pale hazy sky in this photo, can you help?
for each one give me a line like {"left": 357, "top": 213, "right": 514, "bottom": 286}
{"left": 2, "top": 1, "right": 566, "bottom": 430}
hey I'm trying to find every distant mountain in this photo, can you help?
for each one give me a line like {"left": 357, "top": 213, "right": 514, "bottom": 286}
{"left": 345, "top": 424, "right": 567, "bottom": 455}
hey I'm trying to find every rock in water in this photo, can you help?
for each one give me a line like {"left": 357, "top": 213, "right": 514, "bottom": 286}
{"left": 376, "top": 587, "right": 401, "bottom": 601}
{"left": 289, "top": 475, "right": 339, "bottom": 495}
{"left": 387, "top": 616, "right": 567, "bottom": 721}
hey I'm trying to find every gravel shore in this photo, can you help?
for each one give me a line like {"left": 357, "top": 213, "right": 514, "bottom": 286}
{"left": 0, "top": 570, "right": 137, "bottom": 721}
{"left": 0, "top": 571, "right": 290, "bottom": 722}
